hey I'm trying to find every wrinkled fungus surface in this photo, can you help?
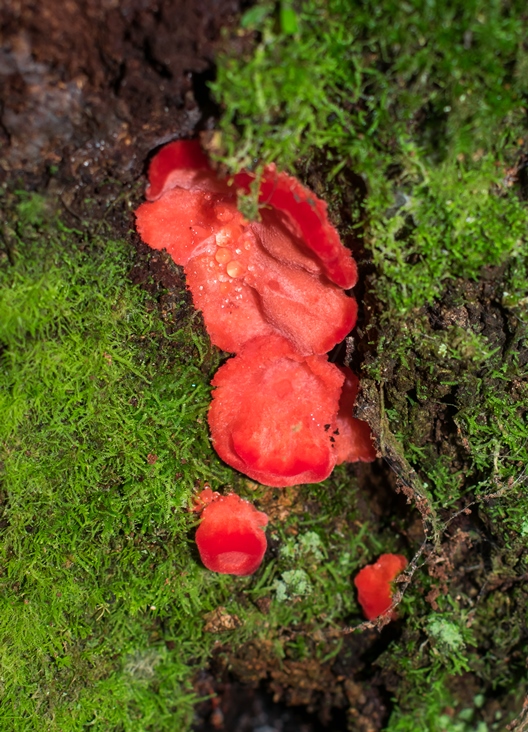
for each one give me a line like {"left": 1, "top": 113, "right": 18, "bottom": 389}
{"left": 354, "top": 553, "right": 408, "bottom": 620}
{"left": 135, "top": 140, "right": 357, "bottom": 356}
{"left": 135, "top": 139, "right": 376, "bottom": 489}
{"left": 234, "top": 165, "right": 358, "bottom": 289}
{"left": 208, "top": 335, "right": 346, "bottom": 487}
{"left": 195, "top": 491, "right": 269, "bottom": 575}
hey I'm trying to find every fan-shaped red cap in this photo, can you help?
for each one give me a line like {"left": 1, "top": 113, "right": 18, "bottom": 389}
{"left": 195, "top": 492, "right": 268, "bottom": 575}
{"left": 135, "top": 140, "right": 358, "bottom": 356}
{"left": 208, "top": 335, "right": 345, "bottom": 487}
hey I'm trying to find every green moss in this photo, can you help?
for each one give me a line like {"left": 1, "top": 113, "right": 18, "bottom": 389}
{"left": 2, "top": 0, "right": 527, "bottom": 725}
{"left": 0, "top": 203, "right": 228, "bottom": 728}
{"left": 213, "top": 0, "right": 528, "bottom": 313}
{"left": 370, "top": 159, "right": 528, "bottom": 312}
{"left": 215, "top": 0, "right": 526, "bottom": 170}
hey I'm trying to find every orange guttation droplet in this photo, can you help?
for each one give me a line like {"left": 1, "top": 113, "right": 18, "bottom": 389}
{"left": 354, "top": 554, "right": 408, "bottom": 620}
{"left": 226, "top": 260, "right": 245, "bottom": 278}
{"left": 215, "top": 229, "right": 231, "bottom": 246}
{"left": 215, "top": 247, "right": 232, "bottom": 264}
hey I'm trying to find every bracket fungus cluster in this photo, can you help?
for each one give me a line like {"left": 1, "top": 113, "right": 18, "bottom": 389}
{"left": 135, "top": 138, "right": 381, "bottom": 579}
{"left": 135, "top": 139, "right": 376, "bottom": 491}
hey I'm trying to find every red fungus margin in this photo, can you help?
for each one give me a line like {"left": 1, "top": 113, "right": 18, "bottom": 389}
{"left": 208, "top": 335, "right": 345, "bottom": 487}
{"left": 135, "top": 140, "right": 358, "bottom": 356}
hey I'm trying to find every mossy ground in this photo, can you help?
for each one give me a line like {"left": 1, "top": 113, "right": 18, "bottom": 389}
{"left": 1, "top": 0, "right": 527, "bottom": 730}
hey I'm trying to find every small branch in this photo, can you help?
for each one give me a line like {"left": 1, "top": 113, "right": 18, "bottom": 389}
{"left": 507, "top": 695, "right": 528, "bottom": 732}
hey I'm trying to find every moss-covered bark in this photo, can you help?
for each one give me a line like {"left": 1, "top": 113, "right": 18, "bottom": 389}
{"left": 0, "top": 0, "right": 527, "bottom": 730}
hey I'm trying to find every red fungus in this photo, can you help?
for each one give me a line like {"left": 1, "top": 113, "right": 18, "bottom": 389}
{"left": 195, "top": 491, "right": 268, "bottom": 575}
{"left": 334, "top": 366, "right": 377, "bottom": 464}
{"left": 135, "top": 140, "right": 357, "bottom": 356}
{"left": 145, "top": 139, "right": 215, "bottom": 201}
{"left": 192, "top": 485, "right": 220, "bottom": 512}
{"left": 354, "top": 553, "right": 408, "bottom": 620}
{"left": 135, "top": 140, "right": 375, "bottom": 489}
{"left": 144, "top": 144, "right": 357, "bottom": 289}
{"left": 208, "top": 335, "right": 345, "bottom": 487}
{"left": 234, "top": 165, "right": 358, "bottom": 289}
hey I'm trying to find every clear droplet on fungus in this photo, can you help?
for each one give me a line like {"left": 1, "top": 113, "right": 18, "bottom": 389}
{"left": 215, "top": 247, "right": 232, "bottom": 264}
{"left": 215, "top": 205, "right": 234, "bottom": 223}
{"left": 226, "top": 260, "right": 245, "bottom": 278}
{"left": 215, "top": 230, "right": 231, "bottom": 246}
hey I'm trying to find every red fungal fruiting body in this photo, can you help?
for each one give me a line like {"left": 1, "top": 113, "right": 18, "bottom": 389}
{"left": 195, "top": 492, "right": 268, "bottom": 575}
{"left": 208, "top": 335, "right": 345, "bottom": 487}
{"left": 135, "top": 140, "right": 357, "bottom": 356}
{"left": 234, "top": 165, "right": 358, "bottom": 289}
{"left": 334, "top": 366, "right": 377, "bottom": 464}
{"left": 145, "top": 139, "right": 213, "bottom": 201}
{"left": 135, "top": 139, "right": 375, "bottom": 489}
{"left": 354, "top": 554, "right": 408, "bottom": 620}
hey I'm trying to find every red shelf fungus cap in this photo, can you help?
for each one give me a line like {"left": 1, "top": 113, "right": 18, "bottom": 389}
{"left": 195, "top": 492, "right": 269, "bottom": 575}
{"left": 233, "top": 165, "right": 358, "bottom": 290}
{"left": 208, "top": 335, "right": 345, "bottom": 487}
{"left": 354, "top": 553, "right": 408, "bottom": 620}
{"left": 135, "top": 140, "right": 358, "bottom": 356}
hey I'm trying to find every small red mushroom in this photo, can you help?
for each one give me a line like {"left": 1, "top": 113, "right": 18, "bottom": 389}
{"left": 354, "top": 553, "right": 408, "bottom": 620}
{"left": 192, "top": 485, "right": 220, "bottom": 512}
{"left": 135, "top": 140, "right": 357, "bottom": 356}
{"left": 195, "top": 491, "right": 268, "bottom": 575}
{"left": 208, "top": 335, "right": 345, "bottom": 487}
